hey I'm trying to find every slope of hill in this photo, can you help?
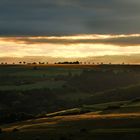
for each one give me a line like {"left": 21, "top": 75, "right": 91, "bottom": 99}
{"left": 0, "top": 65, "right": 140, "bottom": 140}
{"left": 0, "top": 111, "right": 140, "bottom": 140}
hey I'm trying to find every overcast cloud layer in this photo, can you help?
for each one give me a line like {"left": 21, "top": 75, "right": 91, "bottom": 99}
{"left": 1, "top": 35, "right": 140, "bottom": 46}
{"left": 0, "top": 0, "right": 140, "bottom": 36}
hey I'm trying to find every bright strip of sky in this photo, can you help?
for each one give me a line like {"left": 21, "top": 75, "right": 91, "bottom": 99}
{"left": 0, "top": 34, "right": 140, "bottom": 58}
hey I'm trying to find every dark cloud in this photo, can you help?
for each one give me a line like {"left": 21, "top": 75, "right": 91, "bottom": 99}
{"left": 0, "top": 0, "right": 140, "bottom": 36}
{"left": 2, "top": 35, "right": 140, "bottom": 46}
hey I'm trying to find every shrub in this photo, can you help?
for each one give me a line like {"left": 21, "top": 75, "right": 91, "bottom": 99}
{"left": 104, "top": 105, "right": 120, "bottom": 110}
{"left": 35, "top": 137, "right": 40, "bottom": 140}
{"left": 131, "top": 98, "right": 140, "bottom": 103}
{"left": 0, "top": 128, "right": 2, "bottom": 134}
{"left": 80, "top": 128, "right": 88, "bottom": 133}
{"left": 12, "top": 128, "right": 19, "bottom": 132}
{"left": 60, "top": 136, "right": 67, "bottom": 140}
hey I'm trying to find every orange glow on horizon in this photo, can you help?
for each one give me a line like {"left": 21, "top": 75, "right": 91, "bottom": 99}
{"left": 0, "top": 34, "right": 140, "bottom": 58}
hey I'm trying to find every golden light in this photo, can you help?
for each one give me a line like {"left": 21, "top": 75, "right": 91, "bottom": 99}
{"left": 0, "top": 34, "right": 140, "bottom": 58}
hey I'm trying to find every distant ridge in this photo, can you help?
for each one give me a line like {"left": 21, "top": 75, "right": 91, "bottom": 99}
{"left": 0, "top": 54, "right": 140, "bottom": 64}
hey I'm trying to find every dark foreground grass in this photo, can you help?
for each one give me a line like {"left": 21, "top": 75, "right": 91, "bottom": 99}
{"left": 0, "top": 130, "right": 140, "bottom": 140}
{"left": 0, "top": 112, "right": 140, "bottom": 140}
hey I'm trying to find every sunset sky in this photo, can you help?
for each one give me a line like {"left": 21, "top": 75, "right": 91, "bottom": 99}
{"left": 0, "top": 0, "right": 140, "bottom": 62}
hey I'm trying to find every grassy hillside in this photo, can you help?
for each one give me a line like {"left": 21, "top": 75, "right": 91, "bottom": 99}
{"left": 0, "top": 112, "right": 140, "bottom": 140}
{"left": 0, "top": 64, "right": 140, "bottom": 124}
{"left": 82, "top": 84, "right": 140, "bottom": 104}
{"left": 0, "top": 64, "right": 140, "bottom": 139}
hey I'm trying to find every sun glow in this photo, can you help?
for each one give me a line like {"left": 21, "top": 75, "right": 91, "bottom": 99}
{"left": 0, "top": 34, "right": 140, "bottom": 58}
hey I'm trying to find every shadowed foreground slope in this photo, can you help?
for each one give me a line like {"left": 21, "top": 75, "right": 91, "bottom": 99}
{"left": 0, "top": 112, "right": 140, "bottom": 140}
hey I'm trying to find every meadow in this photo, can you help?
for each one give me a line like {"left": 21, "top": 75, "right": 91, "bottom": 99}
{"left": 0, "top": 64, "right": 140, "bottom": 140}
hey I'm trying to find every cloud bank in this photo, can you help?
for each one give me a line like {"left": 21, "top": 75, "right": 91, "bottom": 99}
{"left": 0, "top": 0, "right": 140, "bottom": 36}
{"left": 1, "top": 34, "right": 140, "bottom": 46}
{"left": 0, "top": 34, "right": 140, "bottom": 58}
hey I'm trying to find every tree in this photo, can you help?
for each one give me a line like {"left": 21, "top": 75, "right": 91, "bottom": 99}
{"left": 32, "top": 62, "right": 37, "bottom": 64}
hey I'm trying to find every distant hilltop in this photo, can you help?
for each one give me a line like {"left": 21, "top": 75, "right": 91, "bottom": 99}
{"left": 0, "top": 54, "right": 140, "bottom": 65}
